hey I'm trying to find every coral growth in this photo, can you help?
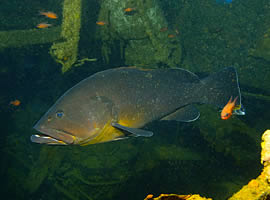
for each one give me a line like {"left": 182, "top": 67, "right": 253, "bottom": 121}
{"left": 50, "top": 0, "right": 82, "bottom": 73}
{"left": 261, "top": 130, "right": 270, "bottom": 165}
{"left": 144, "top": 194, "right": 212, "bottom": 200}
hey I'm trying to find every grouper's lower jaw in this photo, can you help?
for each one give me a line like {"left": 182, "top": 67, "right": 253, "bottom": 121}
{"left": 32, "top": 124, "right": 76, "bottom": 145}
{"left": 30, "top": 134, "right": 68, "bottom": 145}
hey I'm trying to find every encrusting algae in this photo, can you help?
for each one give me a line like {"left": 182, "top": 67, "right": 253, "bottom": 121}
{"left": 96, "top": 0, "right": 182, "bottom": 68}
{"left": 144, "top": 194, "right": 211, "bottom": 200}
{"left": 261, "top": 130, "right": 270, "bottom": 165}
{"left": 49, "top": 0, "right": 82, "bottom": 73}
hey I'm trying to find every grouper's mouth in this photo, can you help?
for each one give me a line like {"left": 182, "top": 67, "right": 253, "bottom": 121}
{"left": 31, "top": 124, "right": 76, "bottom": 145}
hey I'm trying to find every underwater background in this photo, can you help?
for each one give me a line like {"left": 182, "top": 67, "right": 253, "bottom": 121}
{"left": 1, "top": 0, "right": 270, "bottom": 199}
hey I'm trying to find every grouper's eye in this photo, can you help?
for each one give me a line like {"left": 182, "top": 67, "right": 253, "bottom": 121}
{"left": 56, "top": 110, "right": 64, "bottom": 118}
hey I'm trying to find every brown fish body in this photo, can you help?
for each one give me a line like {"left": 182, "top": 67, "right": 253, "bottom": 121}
{"left": 31, "top": 67, "right": 242, "bottom": 145}
{"left": 82, "top": 68, "right": 201, "bottom": 125}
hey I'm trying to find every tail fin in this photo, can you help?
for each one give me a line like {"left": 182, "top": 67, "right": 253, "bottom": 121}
{"left": 201, "top": 67, "right": 242, "bottom": 109}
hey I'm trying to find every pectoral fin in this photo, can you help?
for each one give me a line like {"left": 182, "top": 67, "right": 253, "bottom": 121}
{"left": 111, "top": 123, "right": 153, "bottom": 137}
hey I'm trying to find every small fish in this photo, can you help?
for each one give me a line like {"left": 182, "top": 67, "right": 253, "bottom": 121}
{"left": 36, "top": 23, "right": 52, "bottom": 29}
{"left": 168, "top": 34, "right": 175, "bottom": 38}
{"left": 221, "top": 96, "right": 238, "bottom": 120}
{"left": 124, "top": 8, "right": 137, "bottom": 15}
{"left": 124, "top": 8, "right": 135, "bottom": 12}
{"left": 9, "top": 99, "right": 20, "bottom": 106}
{"left": 40, "top": 11, "right": 58, "bottom": 19}
{"left": 96, "top": 21, "right": 106, "bottom": 26}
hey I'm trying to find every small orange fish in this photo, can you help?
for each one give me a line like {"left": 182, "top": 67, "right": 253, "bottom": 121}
{"left": 124, "top": 8, "right": 137, "bottom": 15}
{"left": 40, "top": 11, "right": 58, "bottom": 19}
{"left": 9, "top": 99, "right": 21, "bottom": 106}
{"left": 168, "top": 34, "right": 175, "bottom": 38}
{"left": 124, "top": 8, "right": 135, "bottom": 12}
{"left": 221, "top": 96, "right": 238, "bottom": 120}
{"left": 36, "top": 23, "right": 52, "bottom": 29}
{"left": 96, "top": 21, "right": 106, "bottom": 26}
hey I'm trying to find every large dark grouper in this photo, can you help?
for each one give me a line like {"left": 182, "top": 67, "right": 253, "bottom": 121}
{"left": 31, "top": 67, "right": 243, "bottom": 145}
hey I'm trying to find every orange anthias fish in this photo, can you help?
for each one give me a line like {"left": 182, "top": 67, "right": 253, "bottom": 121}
{"left": 168, "top": 34, "right": 175, "bottom": 38}
{"left": 221, "top": 96, "right": 238, "bottom": 120}
{"left": 124, "top": 8, "right": 137, "bottom": 15}
{"left": 124, "top": 8, "right": 135, "bottom": 12}
{"left": 36, "top": 23, "right": 52, "bottom": 29}
{"left": 9, "top": 99, "right": 21, "bottom": 106}
{"left": 96, "top": 21, "right": 106, "bottom": 26}
{"left": 40, "top": 11, "right": 58, "bottom": 19}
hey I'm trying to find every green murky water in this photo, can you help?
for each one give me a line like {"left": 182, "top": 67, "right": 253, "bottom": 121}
{"left": 1, "top": 0, "right": 269, "bottom": 199}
